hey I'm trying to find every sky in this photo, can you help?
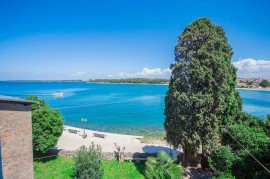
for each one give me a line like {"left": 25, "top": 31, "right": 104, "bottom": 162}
{"left": 0, "top": 0, "right": 270, "bottom": 80}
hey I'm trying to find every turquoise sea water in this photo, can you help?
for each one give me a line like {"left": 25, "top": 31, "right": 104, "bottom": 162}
{"left": 0, "top": 82, "right": 269, "bottom": 135}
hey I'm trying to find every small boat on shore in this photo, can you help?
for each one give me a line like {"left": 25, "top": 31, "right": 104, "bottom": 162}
{"left": 52, "top": 92, "right": 64, "bottom": 96}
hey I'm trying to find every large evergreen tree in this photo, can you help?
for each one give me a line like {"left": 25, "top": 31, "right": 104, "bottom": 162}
{"left": 164, "top": 18, "right": 241, "bottom": 167}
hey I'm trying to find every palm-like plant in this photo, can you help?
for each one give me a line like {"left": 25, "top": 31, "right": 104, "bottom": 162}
{"left": 145, "top": 151, "right": 183, "bottom": 179}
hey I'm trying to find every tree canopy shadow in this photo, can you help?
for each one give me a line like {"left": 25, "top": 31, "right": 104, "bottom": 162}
{"left": 34, "top": 148, "right": 63, "bottom": 163}
{"left": 129, "top": 146, "right": 182, "bottom": 176}
{"left": 142, "top": 145, "right": 180, "bottom": 157}
{"left": 132, "top": 160, "right": 146, "bottom": 176}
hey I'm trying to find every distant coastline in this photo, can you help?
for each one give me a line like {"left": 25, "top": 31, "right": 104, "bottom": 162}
{"left": 236, "top": 87, "right": 270, "bottom": 91}
{"left": 4, "top": 80, "right": 85, "bottom": 82}
{"left": 2, "top": 81, "right": 169, "bottom": 85}
{"left": 4, "top": 78, "right": 170, "bottom": 85}
{"left": 4, "top": 78, "right": 270, "bottom": 88}
{"left": 88, "top": 78, "right": 170, "bottom": 85}
{"left": 87, "top": 82, "right": 169, "bottom": 85}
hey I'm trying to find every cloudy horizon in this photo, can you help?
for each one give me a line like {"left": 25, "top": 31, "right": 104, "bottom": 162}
{"left": 1, "top": 57, "right": 270, "bottom": 80}
{"left": 233, "top": 58, "right": 270, "bottom": 79}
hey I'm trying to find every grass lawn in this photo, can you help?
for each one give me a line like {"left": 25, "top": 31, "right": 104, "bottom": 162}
{"left": 34, "top": 156, "right": 145, "bottom": 179}
{"left": 34, "top": 156, "right": 74, "bottom": 179}
{"left": 102, "top": 160, "right": 145, "bottom": 179}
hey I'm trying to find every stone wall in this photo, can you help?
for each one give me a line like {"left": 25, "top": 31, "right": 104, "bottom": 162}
{"left": 0, "top": 102, "right": 34, "bottom": 179}
{"left": 51, "top": 148, "right": 156, "bottom": 160}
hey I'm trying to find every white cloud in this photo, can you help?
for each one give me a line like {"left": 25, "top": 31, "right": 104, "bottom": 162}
{"left": 119, "top": 67, "right": 171, "bottom": 78}
{"left": 233, "top": 58, "right": 270, "bottom": 78}
{"left": 71, "top": 71, "right": 86, "bottom": 77}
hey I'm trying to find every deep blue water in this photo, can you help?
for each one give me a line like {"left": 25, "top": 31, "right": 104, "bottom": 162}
{"left": 0, "top": 82, "right": 269, "bottom": 134}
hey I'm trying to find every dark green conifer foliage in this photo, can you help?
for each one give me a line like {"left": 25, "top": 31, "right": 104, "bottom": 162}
{"left": 164, "top": 18, "right": 241, "bottom": 167}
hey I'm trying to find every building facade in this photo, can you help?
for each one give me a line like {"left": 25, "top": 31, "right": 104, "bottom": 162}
{"left": 0, "top": 96, "right": 35, "bottom": 179}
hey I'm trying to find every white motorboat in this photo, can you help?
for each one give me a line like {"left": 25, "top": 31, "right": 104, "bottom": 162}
{"left": 52, "top": 92, "right": 64, "bottom": 96}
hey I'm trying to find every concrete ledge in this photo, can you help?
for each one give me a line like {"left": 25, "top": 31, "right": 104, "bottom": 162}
{"left": 50, "top": 148, "right": 157, "bottom": 160}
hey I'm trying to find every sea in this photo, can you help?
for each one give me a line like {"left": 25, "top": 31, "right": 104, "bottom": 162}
{"left": 0, "top": 82, "right": 269, "bottom": 135}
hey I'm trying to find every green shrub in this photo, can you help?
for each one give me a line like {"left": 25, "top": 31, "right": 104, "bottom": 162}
{"left": 224, "top": 124, "right": 269, "bottom": 151}
{"left": 266, "top": 114, "right": 270, "bottom": 125}
{"left": 145, "top": 151, "right": 183, "bottom": 179}
{"left": 208, "top": 146, "right": 234, "bottom": 172}
{"left": 27, "top": 95, "right": 63, "bottom": 156}
{"left": 232, "top": 149, "right": 270, "bottom": 179}
{"left": 266, "top": 114, "right": 270, "bottom": 136}
{"left": 74, "top": 144, "right": 104, "bottom": 179}
{"left": 260, "top": 80, "right": 270, "bottom": 88}
{"left": 235, "top": 112, "right": 267, "bottom": 132}
{"left": 222, "top": 121, "right": 270, "bottom": 178}
{"left": 246, "top": 81, "right": 254, "bottom": 85}
{"left": 213, "top": 171, "right": 235, "bottom": 179}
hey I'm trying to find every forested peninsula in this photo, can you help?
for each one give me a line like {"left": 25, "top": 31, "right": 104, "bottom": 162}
{"left": 88, "top": 78, "right": 169, "bottom": 84}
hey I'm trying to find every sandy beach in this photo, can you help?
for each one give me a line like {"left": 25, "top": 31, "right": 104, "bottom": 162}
{"left": 56, "top": 125, "right": 179, "bottom": 156}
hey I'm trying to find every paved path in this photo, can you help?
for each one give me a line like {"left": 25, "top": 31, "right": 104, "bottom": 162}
{"left": 56, "top": 126, "right": 180, "bottom": 155}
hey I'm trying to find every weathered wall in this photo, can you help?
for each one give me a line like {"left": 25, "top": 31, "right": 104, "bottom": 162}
{"left": 51, "top": 148, "right": 156, "bottom": 160}
{"left": 0, "top": 102, "right": 34, "bottom": 179}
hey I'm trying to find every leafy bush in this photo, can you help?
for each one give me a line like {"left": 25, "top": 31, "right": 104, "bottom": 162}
{"left": 266, "top": 114, "right": 270, "bottom": 136}
{"left": 74, "top": 144, "right": 104, "bottom": 179}
{"left": 222, "top": 120, "right": 270, "bottom": 178}
{"left": 213, "top": 171, "right": 235, "bottom": 179}
{"left": 266, "top": 114, "right": 270, "bottom": 126}
{"left": 260, "top": 80, "right": 270, "bottom": 88}
{"left": 232, "top": 149, "right": 270, "bottom": 179}
{"left": 27, "top": 95, "right": 63, "bottom": 156}
{"left": 145, "top": 151, "right": 183, "bottom": 179}
{"left": 223, "top": 124, "right": 269, "bottom": 151}
{"left": 246, "top": 81, "right": 254, "bottom": 85}
{"left": 208, "top": 146, "right": 234, "bottom": 172}
{"left": 235, "top": 112, "right": 266, "bottom": 131}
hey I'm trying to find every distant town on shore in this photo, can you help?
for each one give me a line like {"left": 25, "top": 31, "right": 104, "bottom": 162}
{"left": 236, "top": 78, "right": 270, "bottom": 89}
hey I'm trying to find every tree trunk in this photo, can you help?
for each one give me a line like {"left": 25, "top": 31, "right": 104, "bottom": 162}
{"left": 201, "top": 144, "right": 208, "bottom": 168}
{"left": 182, "top": 148, "right": 191, "bottom": 167}
{"left": 201, "top": 154, "right": 208, "bottom": 168}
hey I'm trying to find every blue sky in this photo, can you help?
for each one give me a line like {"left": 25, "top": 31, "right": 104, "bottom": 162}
{"left": 0, "top": 0, "right": 270, "bottom": 80}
